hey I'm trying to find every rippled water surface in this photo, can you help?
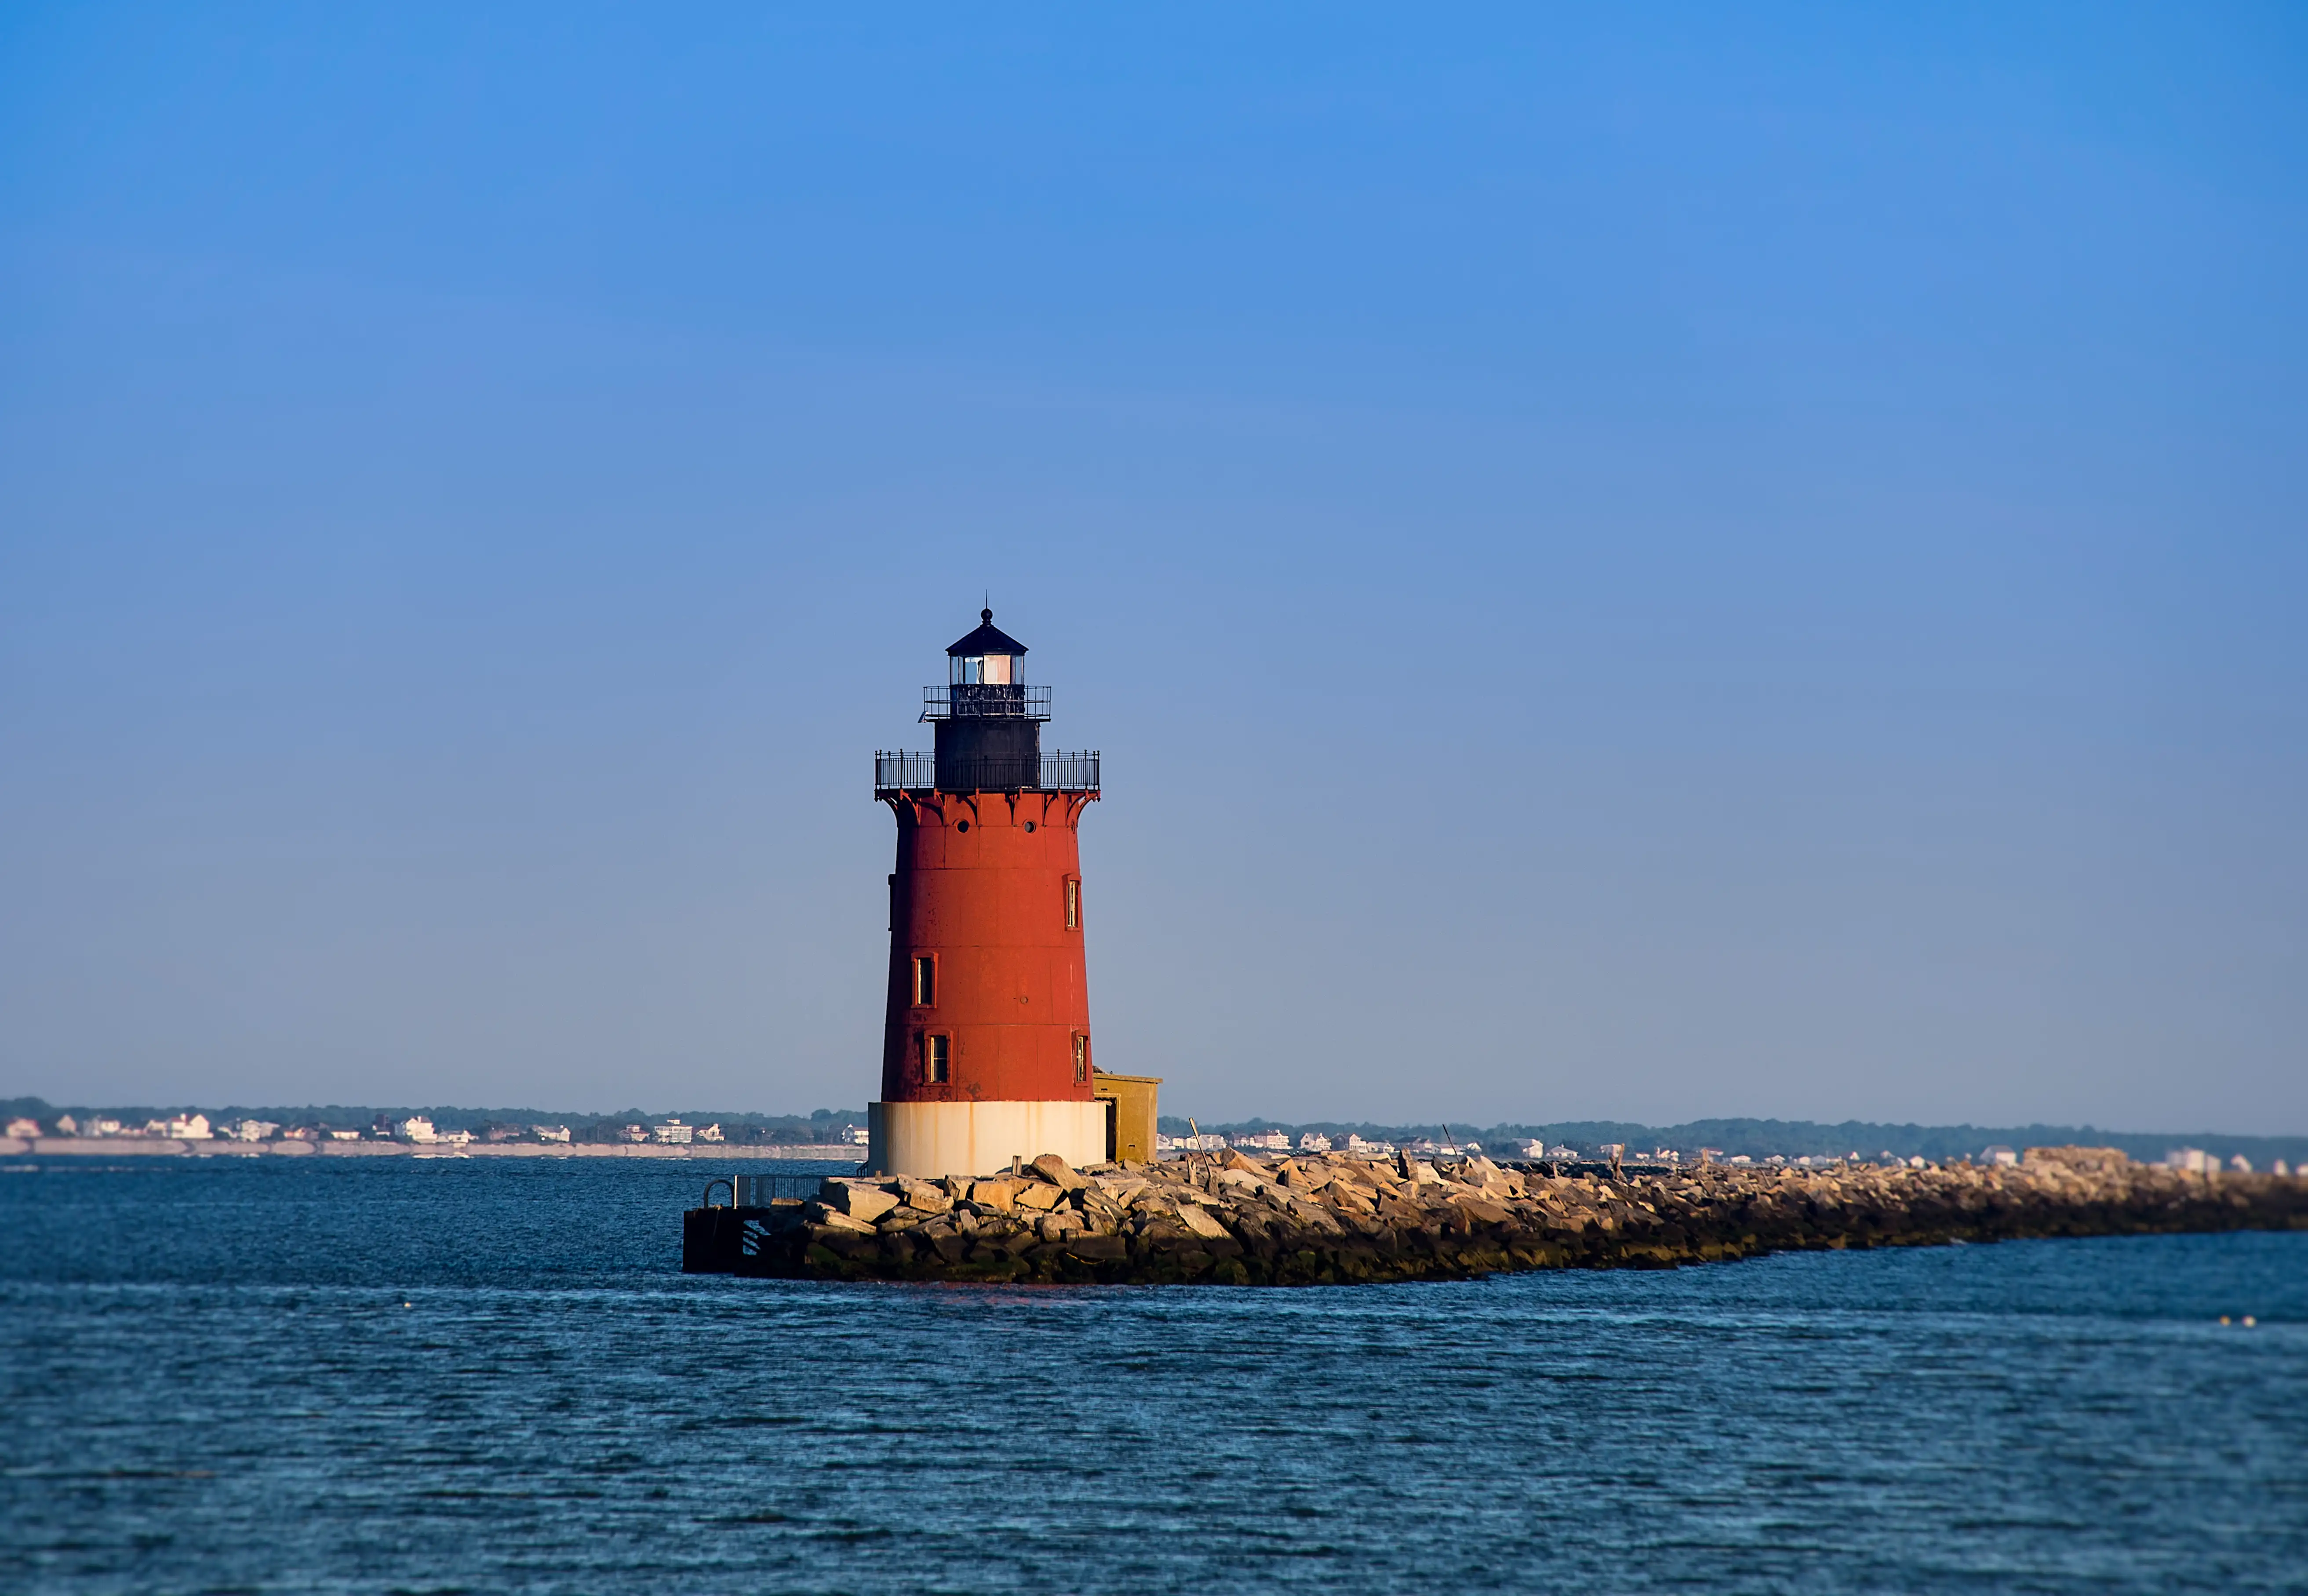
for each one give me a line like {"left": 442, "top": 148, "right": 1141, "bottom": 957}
{"left": 3, "top": 1156, "right": 2303, "bottom": 1593}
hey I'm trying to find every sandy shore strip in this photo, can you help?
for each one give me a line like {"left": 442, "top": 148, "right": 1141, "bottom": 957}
{"left": 4, "top": 1137, "right": 862, "bottom": 1161}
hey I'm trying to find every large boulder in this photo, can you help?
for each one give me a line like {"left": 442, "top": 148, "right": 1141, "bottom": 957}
{"left": 1028, "top": 1153, "right": 1089, "bottom": 1192}
{"left": 802, "top": 1204, "right": 878, "bottom": 1234}
{"left": 896, "top": 1177, "right": 953, "bottom": 1214}
{"left": 1450, "top": 1194, "right": 1514, "bottom": 1227}
{"left": 821, "top": 1181, "right": 902, "bottom": 1222}
{"left": 966, "top": 1178, "right": 1019, "bottom": 1213}
{"left": 1176, "top": 1204, "right": 1233, "bottom": 1241}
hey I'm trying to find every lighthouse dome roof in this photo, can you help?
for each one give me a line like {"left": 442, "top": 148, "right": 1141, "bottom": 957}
{"left": 946, "top": 609, "right": 1028, "bottom": 657}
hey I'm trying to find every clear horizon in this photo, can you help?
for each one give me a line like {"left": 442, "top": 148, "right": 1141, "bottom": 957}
{"left": 4, "top": 5, "right": 2304, "bottom": 1133}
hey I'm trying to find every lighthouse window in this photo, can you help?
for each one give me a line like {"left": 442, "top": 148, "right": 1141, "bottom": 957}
{"left": 913, "top": 956, "right": 936, "bottom": 1007}
{"left": 1064, "top": 878, "right": 1080, "bottom": 930}
{"left": 921, "top": 1034, "right": 950, "bottom": 1084}
{"left": 1072, "top": 1034, "right": 1089, "bottom": 1084}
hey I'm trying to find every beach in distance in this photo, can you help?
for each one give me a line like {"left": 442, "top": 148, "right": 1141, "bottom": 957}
{"left": 4, "top": 1135, "right": 861, "bottom": 1160}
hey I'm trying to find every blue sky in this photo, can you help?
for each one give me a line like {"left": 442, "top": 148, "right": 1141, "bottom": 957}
{"left": 3, "top": 4, "right": 2303, "bottom": 1130}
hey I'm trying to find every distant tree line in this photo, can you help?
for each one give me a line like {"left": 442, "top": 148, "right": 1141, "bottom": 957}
{"left": 1157, "top": 1115, "right": 2308, "bottom": 1167}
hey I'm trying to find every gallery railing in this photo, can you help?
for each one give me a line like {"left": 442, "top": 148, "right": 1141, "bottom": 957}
{"left": 874, "top": 751, "right": 1101, "bottom": 795}
{"left": 921, "top": 684, "right": 1051, "bottom": 721}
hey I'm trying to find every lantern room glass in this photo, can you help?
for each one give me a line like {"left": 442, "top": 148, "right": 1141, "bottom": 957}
{"left": 951, "top": 653, "right": 1017, "bottom": 686}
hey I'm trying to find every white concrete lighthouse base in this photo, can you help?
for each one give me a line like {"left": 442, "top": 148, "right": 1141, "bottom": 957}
{"left": 866, "top": 1100, "right": 1108, "bottom": 1180}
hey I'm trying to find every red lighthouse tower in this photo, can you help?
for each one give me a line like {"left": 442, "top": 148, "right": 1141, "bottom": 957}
{"left": 866, "top": 611, "right": 1106, "bottom": 1178}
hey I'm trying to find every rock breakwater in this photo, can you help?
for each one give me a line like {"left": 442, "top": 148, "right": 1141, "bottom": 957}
{"left": 682, "top": 1146, "right": 2308, "bottom": 1285}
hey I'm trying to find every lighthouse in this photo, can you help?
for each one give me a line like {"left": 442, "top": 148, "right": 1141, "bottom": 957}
{"left": 866, "top": 611, "right": 1111, "bottom": 1178}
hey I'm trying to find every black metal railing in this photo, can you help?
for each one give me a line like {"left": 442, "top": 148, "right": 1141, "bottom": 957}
{"left": 921, "top": 684, "right": 1050, "bottom": 722}
{"left": 734, "top": 1174, "right": 835, "bottom": 1205}
{"left": 874, "top": 751, "right": 1101, "bottom": 795}
{"left": 1037, "top": 752, "right": 1100, "bottom": 792}
{"left": 875, "top": 752, "right": 936, "bottom": 791}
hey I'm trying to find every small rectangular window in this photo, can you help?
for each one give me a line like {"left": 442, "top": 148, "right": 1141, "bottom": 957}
{"left": 1064, "top": 878, "right": 1080, "bottom": 930}
{"left": 913, "top": 956, "right": 935, "bottom": 1007}
{"left": 1072, "top": 1033, "right": 1088, "bottom": 1084}
{"left": 921, "top": 1034, "right": 950, "bottom": 1084}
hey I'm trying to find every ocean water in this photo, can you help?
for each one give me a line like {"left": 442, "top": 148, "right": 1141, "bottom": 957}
{"left": 2, "top": 1157, "right": 2303, "bottom": 1595}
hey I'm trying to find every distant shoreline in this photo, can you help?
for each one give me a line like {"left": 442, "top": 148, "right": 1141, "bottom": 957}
{"left": 3, "top": 1137, "right": 863, "bottom": 1162}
